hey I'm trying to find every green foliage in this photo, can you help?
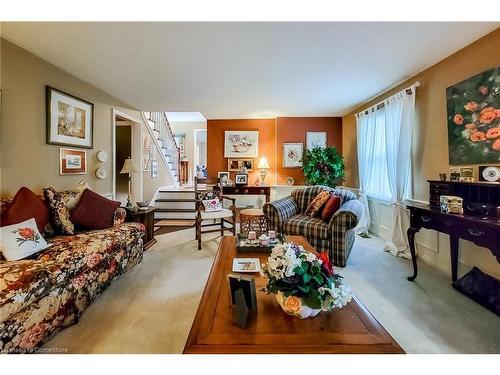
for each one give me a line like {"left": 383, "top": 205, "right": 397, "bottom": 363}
{"left": 302, "top": 146, "right": 345, "bottom": 187}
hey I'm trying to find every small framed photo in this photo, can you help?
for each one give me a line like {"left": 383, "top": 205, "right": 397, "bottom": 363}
{"left": 235, "top": 173, "right": 248, "bottom": 185}
{"left": 232, "top": 258, "right": 261, "bottom": 273}
{"left": 151, "top": 160, "right": 158, "bottom": 178}
{"left": 228, "top": 158, "right": 254, "bottom": 172}
{"left": 282, "top": 143, "right": 303, "bottom": 168}
{"left": 47, "top": 86, "right": 93, "bottom": 148}
{"left": 218, "top": 171, "right": 230, "bottom": 185}
{"left": 60, "top": 148, "right": 87, "bottom": 175}
{"left": 306, "top": 131, "right": 327, "bottom": 150}
{"left": 227, "top": 274, "right": 257, "bottom": 311}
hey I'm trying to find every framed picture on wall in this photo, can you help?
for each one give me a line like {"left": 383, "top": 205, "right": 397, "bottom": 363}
{"left": 224, "top": 131, "right": 259, "bottom": 158}
{"left": 174, "top": 133, "right": 186, "bottom": 154}
{"left": 46, "top": 86, "right": 93, "bottom": 148}
{"left": 306, "top": 131, "right": 327, "bottom": 150}
{"left": 227, "top": 158, "right": 254, "bottom": 172}
{"left": 59, "top": 148, "right": 87, "bottom": 175}
{"left": 151, "top": 160, "right": 158, "bottom": 178}
{"left": 282, "top": 143, "right": 303, "bottom": 168}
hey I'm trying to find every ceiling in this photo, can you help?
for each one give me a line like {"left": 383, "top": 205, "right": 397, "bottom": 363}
{"left": 165, "top": 112, "right": 206, "bottom": 122}
{"left": 2, "top": 22, "right": 498, "bottom": 118}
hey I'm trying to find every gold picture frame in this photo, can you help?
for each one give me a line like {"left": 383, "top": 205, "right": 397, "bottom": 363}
{"left": 227, "top": 158, "right": 254, "bottom": 172}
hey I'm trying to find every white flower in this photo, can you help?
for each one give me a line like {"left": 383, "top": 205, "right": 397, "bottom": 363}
{"left": 305, "top": 252, "right": 317, "bottom": 263}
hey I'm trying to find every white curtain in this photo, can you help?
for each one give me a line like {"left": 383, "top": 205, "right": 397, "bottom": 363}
{"left": 382, "top": 87, "right": 416, "bottom": 258}
{"left": 355, "top": 110, "right": 376, "bottom": 235}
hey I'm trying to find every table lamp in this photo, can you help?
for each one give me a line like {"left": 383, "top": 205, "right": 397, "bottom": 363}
{"left": 120, "top": 157, "right": 140, "bottom": 209}
{"left": 257, "top": 156, "right": 270, "bottom": 185}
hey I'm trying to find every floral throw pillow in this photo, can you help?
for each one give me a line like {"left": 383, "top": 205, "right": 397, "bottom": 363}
{"left": 43, "top": 187, "right": 74, "bottom": 235}
{"left": 0, "top": 218, "right": 49, "bottom": 261}
{"left": 202, "top": 198, "right": 223, "bottom": 212}
{"left": 304, "top": 190, "right": 332, "bottom": 217}
{"left": 59, "top": 179, "right": 91, "bottom": 211}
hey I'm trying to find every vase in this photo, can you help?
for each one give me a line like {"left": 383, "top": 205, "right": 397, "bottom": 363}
{"left": 275, "top": 291, "right": 321, "bottom": 319}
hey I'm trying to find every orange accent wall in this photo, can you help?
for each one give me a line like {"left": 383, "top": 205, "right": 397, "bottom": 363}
{"left": 276, "top": 117, "right": 342, "bottom": 185}
{"left": 207, "top": 117, "right": 342, "bottom": 186}
{"left": 207, "top": 119, "right": 277, "bottom": 185}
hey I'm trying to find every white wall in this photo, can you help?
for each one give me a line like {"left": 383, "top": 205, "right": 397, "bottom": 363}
{"left": 368, "top": 198, "right": 500, "bottom": 279}
{"left": 169, "top": 119, "right": 207, "bottom": 184}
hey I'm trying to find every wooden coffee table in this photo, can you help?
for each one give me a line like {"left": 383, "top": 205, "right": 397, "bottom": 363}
{"left": 183, "top": 236, "right": 404, "bottom": 354}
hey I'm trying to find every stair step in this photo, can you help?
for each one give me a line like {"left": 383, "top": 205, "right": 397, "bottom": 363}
{"left": 155, "top": 208, "right": 196, "bottom": 213}
{"left": 156, "top": 198, "right": 196, "bottom": 203}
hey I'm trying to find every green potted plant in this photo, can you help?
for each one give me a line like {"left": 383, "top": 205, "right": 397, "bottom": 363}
{"left": 302, "top": 146, "right": 345, "bottom": 187}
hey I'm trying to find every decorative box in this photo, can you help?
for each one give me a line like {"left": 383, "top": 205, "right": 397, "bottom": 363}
{"left": 440, "top": 195, "right": 463, "bottom": 215}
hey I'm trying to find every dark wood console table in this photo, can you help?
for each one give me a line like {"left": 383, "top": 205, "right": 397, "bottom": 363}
{"left": 220, "top": 185, "right": 271, "bottom": 203}
{"left": 406, "top": 180, "right": 500, "bottom": 282}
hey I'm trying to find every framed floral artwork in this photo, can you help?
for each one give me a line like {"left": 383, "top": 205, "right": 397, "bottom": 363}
{"left": 446, "top": 67, "right": 500, "bottom": 164}
{"left": 47, "top": 86, "right": 93, "bottom": 148}
{"left": 59, "top": 148, "right": 87, "bottom": 175}
{"left": 306, "top": 131, "right": 327, "bottom": 150}
{"left": 283, "top": 143, "right": 303, "bottom": 168}
{"left": 224, "top": 131, "right": 259, "bottom": 158}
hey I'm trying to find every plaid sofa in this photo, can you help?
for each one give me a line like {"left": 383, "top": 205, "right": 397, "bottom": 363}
{"left": 263, "top": 186, "right": 362, "bottom": 267}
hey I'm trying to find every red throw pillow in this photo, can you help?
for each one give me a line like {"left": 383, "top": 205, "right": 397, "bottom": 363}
{"left": 321, "top": 195, "right": 342, "bottom": 221}
{"left": 1, "top": 186, "right": 49, "bottom": 233}
{"left": 70, "top": 189, "right": 121, "bottom": 230}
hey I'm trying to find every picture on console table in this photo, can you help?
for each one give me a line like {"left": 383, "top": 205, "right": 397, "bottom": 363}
{"left": 224, "top": 131, "right": 259, "bottom": 158}
{"left": 446, "top": 66, "right": 500, "bottom": 165}
{"left": 46, "top": 86, "right": 93, "bottom": 148}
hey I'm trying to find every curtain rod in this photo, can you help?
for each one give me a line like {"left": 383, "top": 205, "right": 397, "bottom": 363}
{"left": 355, "top": 81, "right": 420, "bottom": 118}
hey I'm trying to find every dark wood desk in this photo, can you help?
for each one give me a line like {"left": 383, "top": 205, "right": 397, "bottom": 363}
{"left": 406, "top": 202, "right": 500, "bottom": 282}
{"left": 221, "top": 185, "right": 271, "bottom": 203}
{"left": 184, "top": 236, "right": 404, "bottom": 354}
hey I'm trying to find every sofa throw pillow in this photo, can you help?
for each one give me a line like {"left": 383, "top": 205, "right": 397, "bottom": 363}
{"left": 202, "top": 198, "right": 223, "bottom": 212}
{"left": 0, "top": 218, "right": 49, "bottom": 261}
{"left": 0, "top": 186, "right": 50, "bottom": 234}
{"left": 321, "top": 195, "right": 342, "bottom": 221}
{"left": 70, "top": 189, "right": 121, "bottom": 230}
{"left": 60, "top": 179, "right": 91, "bottom": 211}
{"left": 43, "top": 187, "right": 75, "bottom": 235}
{"left": 304, "top": 190, "right": 332, "bottom": 217}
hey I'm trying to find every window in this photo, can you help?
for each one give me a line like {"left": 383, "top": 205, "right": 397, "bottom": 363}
{"left": 356, "top": 108, "right": 392, "bottom": 201}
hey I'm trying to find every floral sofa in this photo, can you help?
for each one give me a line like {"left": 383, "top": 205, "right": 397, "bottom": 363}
{"left": 263, "top": 186, "right": 362, "bottom": 267}
{"left": 0, "top": 207, "right": 145, "bottom": 353}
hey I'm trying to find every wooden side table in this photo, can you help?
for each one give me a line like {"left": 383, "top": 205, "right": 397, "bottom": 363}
{"left": 127, "top": 207, "right": 157, "bottom": 250}
{"left": 239, "top": 208, "right": 268, "bottom": 235}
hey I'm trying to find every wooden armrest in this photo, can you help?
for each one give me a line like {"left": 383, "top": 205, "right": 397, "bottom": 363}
{"left": 221, "top": 195, "right": 236, "bottom": 203}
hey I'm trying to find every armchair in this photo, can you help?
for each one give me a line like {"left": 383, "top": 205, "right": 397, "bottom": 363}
{"left": 194, "top": 177, "right": 236, "bottom": 250}
{"left": 263, "top": 186, "right": 362, "bottom": 267}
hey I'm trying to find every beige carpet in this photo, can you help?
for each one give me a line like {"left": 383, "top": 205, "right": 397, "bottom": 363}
{"left": 44, "top": 229, "right": 500, "bottom": 354}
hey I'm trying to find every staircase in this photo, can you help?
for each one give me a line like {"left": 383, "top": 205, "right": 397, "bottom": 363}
{"left": 142, "top": 112, "right": 180, "bottom": 186}
{"left": 143, "top": 112, "right": 197, "bottom": 229}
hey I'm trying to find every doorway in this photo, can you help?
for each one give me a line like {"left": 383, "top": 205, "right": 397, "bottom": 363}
{"left": 112, "top": 109, "right": 143, "bottom": 205}
{"left": 193, "top": 129, "right": 207, "bottom": 179}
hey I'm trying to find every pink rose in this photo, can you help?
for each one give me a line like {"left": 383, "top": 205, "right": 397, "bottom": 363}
{"left": 18, "top": 323, "right": 47, "bottom": 349}
{"left": 464, "top": 101, "right": 479, "bottom": 112}
{"left": 72, "top": 273, "right": 86, "bottom": 289}
{"left": 86, "top": 253, "right": 103, "bottom": 269}
{"left": 453, "top": 114, "right": 464, "bottom": 125}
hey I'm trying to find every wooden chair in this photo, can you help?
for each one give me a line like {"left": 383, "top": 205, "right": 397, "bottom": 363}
{"left": 194, "top": 177, "right": 236, "bottom": 250}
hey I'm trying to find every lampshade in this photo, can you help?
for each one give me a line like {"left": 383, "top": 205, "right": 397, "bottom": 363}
{"left": 120, "top": 158, "right": 140, "bottom": 174}
{"left": 257, "top": 156, "right": 270, "bottom": 169}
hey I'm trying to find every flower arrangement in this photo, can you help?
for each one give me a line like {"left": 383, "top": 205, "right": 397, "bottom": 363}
{"left": 261, "top": 242, "right": 352, "bottom": 319}
{"left": 447, "top": 67, "right": 499, "bottom": 164}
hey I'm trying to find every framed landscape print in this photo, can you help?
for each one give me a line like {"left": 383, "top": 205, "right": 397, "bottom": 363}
{"left": 224, "top": 131, "right": 259, "bottom": 158}
{"left": 47, "top": 86, "right": 93, "bottom": 148}
{"left": 306, "top": 131, "right": 327, "bottom": 150}
{"left": 174, "top": 133, "right": 186, "bottom": 154}
{"left": 227, "top": 158, "right": 254, "bottom": 172}
{"left": 59, "top": 148, "right": 87, "bottom": 175}
{"left": 446, "top": 67, "right": 500, "bottom": 165}
{"left": 283, "top": 143, "right": 303, "bottom": 168}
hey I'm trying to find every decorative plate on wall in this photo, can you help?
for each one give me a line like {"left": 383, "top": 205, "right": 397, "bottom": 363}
{"left": 96, "top": 150, "right": 108, "bottom": 162}
{"left": 95, "top": 167, "right": 107, "bottom": 179}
